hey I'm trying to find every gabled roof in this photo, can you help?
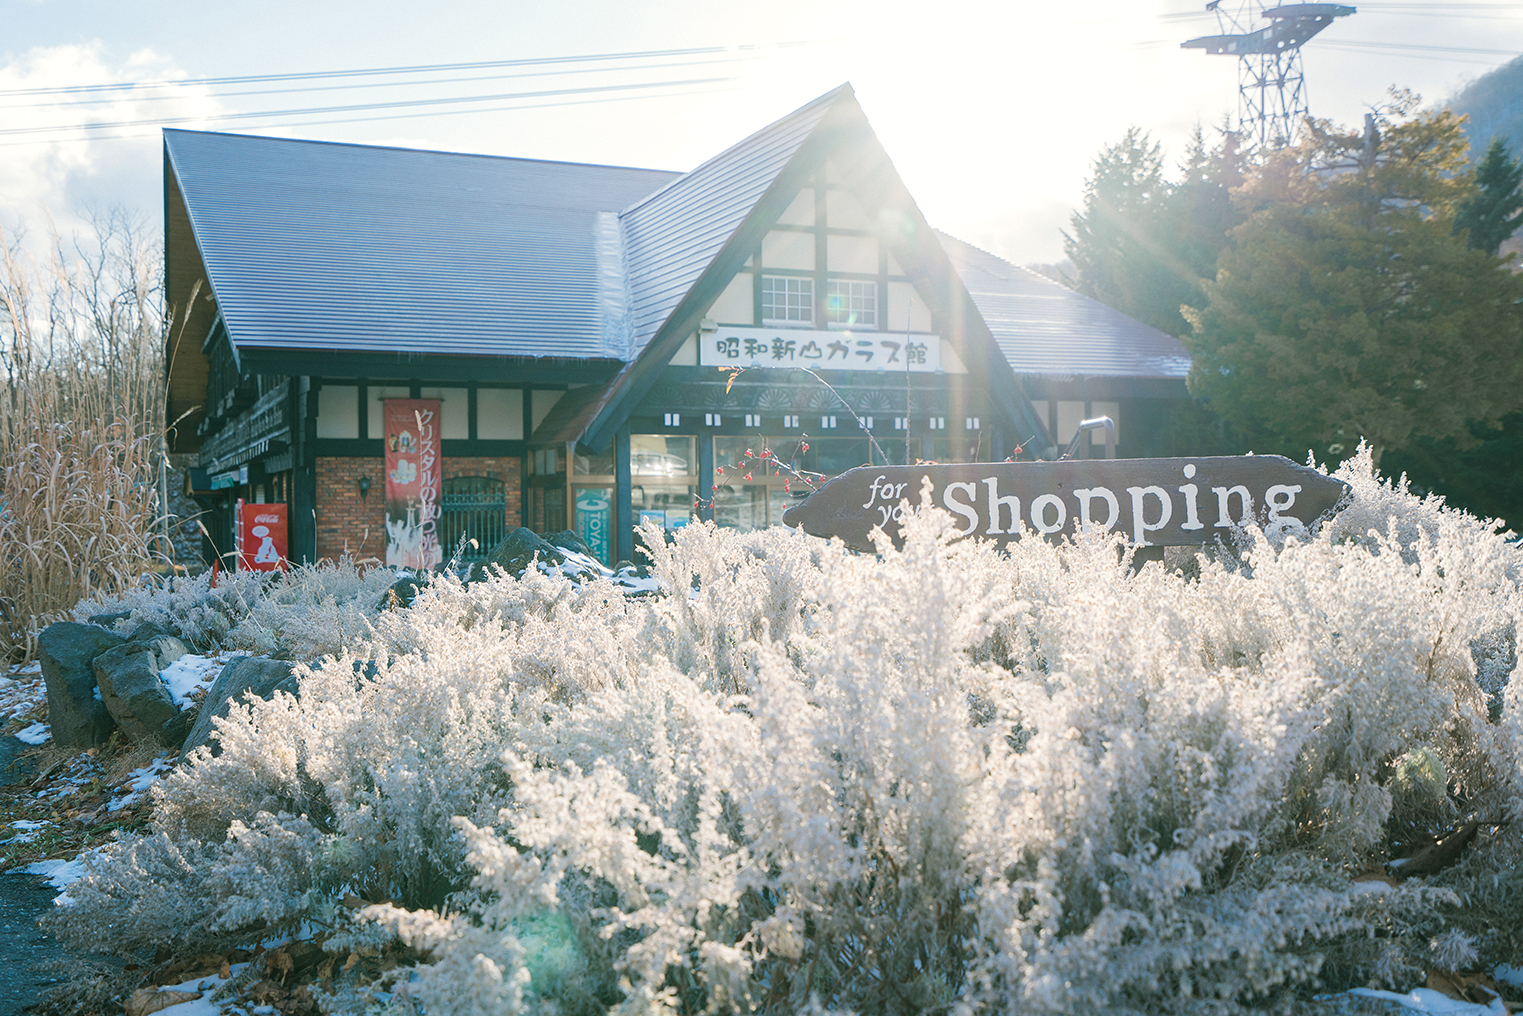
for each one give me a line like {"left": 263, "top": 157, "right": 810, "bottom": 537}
{"left": 164, "top": 130, "right": 678, "bottom": 359}
{"left": 937, "top": 231, "right": 1191, "bottom": 380}
{"left": 166, "top": 87, "right": 1182, "bottom": 462}
{"left": 620, "top": 86, "right": 848, "bottom": 359}
{"left": 579, "top": 85, "right": 864, "bottom": 449}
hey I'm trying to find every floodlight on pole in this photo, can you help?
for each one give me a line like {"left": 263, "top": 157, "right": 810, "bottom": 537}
{"left": 1182, "top": 3, "right": 1355, "bottom": 150}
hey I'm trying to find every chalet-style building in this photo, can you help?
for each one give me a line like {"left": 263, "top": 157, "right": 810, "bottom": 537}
{"left": 165, "top": 84, "right": 1189, "bottom": 569}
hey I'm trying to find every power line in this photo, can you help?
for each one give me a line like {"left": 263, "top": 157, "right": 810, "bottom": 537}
{"left": 0, "top": 44, "right": 803, "bottom": 100}
{"left": 1313, "top": 43, "right": 1513, "bottom": 66}
{"left": 2, "top": 55, "right": 748, "bottom": 112}
{"left": 1160, "top": 4, "right": 1522, "bottom": 20}
{"left": 1318, "top": 39, "right": 1522, "bottom": 56}
{"left": 0, "top": 76, "right": 735, "bottom": 139}
{"left": 0, "top": 82, "right": 746, "bottom": 150}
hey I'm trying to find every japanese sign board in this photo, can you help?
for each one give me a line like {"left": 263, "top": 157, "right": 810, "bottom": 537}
{"left": 384, "top": 399, "right": 443, "bottom": 570}
{"left": 781, "top": 455, "right": 1350, "bottom": 551}
{"left": 234, "top": 500, "right": 288, "bottom": 571}
{"left": 699, "top": 327, "right": 943, "bottom": 372}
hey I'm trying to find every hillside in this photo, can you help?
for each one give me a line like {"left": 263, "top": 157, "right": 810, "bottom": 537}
{"left": 1447, "top": 54, "right": 1523, "bottom": 155}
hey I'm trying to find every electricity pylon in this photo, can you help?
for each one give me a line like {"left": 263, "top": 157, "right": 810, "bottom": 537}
{"left": 1182, "top": 3, "right": 1356, "bottom": 149}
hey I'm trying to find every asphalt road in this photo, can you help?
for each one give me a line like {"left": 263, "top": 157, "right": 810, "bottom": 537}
{"left": 0, "top": 872, "right": 60, "bottom": 1015}
{"left": 0, "top": 735, "right": 62, "bottom": 1015}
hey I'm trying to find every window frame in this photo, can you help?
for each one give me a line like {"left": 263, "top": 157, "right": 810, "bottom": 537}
{"left": 760, "top": 274, "right": 815, "bottom": 327}
{"left": 825, "top": 279, "right": 877, "bottom": 328}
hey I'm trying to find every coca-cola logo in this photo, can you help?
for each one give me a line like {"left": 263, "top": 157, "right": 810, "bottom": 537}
{"left": 253, "top": 513, "right": 281, "bottom": 524}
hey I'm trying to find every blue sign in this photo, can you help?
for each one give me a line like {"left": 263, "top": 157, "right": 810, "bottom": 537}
{"left": 576, "top": 489, "right": 611, "bottom": 565}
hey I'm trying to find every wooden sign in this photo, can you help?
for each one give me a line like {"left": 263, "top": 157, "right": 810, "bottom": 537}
{"left": 780, "top": 455, "right": 1350, "bottom": 551}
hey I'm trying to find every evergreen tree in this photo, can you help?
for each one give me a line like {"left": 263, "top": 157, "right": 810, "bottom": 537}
{"left": 1183, "top": 103, "right": 1523, "bottom": 463}
{"left": 1454, "top": 135, "right": 1523, "bottom": 255}
{"left": 1064, "top": 127, "right": 1242, "bottom": 337}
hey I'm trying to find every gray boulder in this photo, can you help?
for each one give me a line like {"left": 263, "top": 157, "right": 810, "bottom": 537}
{"left": 483, "top": 527, "right": 563, "bottom": 577}
{"left": 37, "top": 622, "right": 125, "bottom": 748}
{"left": 92, "top": 643, "right": 181, "bottom": 745}
{"left": 180, "top": 656, "right": 300, "bottom": 758}
{"left": 545, "top": 530, "right": 594, "bottom": 559}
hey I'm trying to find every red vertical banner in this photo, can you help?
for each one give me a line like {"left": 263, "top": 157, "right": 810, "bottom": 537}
{"left": 239, "top": 503, "right": 289, "bottom": 571}
{"left": 384, "top": 399, "right": 443, "bottom": 569}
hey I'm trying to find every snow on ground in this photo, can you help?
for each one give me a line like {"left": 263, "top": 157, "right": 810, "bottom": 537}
{"left": 160, "top": 652, "right": 247, "bottom": 709}
{"left": 17, "top": 848, "right": 111, "bottom": 905}
{"left": 13, "top": 722, "right": 50, "bottom": 744}
{"left": 0, "top": 819, "right": 53, "bottom": 845}
{"left": 115, "top": 965, "right": 250, "bottom": 1016}
{"left": 1346, "top": 987, "right": 1507, "bottom": 1014}
{"left": 107, "top": 755, "right": 173, "bottom": 812}
{"left": 0, "top": 662, "right": 45, "bottom": 723}
{"left": 20, "top": 853, "right": 89, "bottom": 894}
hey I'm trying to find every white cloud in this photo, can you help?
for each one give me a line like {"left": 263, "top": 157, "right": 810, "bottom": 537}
{"left": 0, "top": 43, "right": 224, "bottom": 248}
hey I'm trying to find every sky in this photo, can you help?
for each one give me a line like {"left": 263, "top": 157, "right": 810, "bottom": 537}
{"left": 3, "top": 0, "right": 1522, "bottom": 267}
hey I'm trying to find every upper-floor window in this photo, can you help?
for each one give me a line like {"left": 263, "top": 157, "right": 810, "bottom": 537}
{"left": 761, "top": 275, "right": 813, "bottom": 325}
{"left": 826, "top": 280, "right": 876, "bottom": 328}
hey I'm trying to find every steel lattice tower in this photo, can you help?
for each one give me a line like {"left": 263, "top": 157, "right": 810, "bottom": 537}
{"left": 1182, "top": 3, "right": 1356, "bottom": 149}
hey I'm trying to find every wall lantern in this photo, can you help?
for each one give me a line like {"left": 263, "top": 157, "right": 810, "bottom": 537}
{"left": 358, "top": 476, "right": 372, "bottom": 500}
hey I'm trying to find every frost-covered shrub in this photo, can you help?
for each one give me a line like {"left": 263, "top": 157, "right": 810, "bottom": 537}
{"left": 46, "top": 451, "right": 1523, "bottom": 1014}
{"left": 71, "top": 557, "right": 398, "bottom": 659}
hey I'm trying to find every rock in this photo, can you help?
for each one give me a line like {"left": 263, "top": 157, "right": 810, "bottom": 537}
{"left": 90, "top": 626, "right": 191, "bottom": 746}
{"left": 180, "top": 656, "right": 300, "bottom": 758}
{"left": 483, "top": 527, "right": 563, "bottom": 576}
{"left": 545, "top": 530, "right": 594, "bottom": 559}
{"left": 124, "top": 987, "right": 203, "bottom": 1016}
{"left": 124, "top": 621, "right": 176, "bottom": 643}
{"left": 123, "top": 627, "right": 188, "bottom": 676}
{"left": 93, "top": 644, "right": 181, "bottom": 744}
{"left": 158, "top": 709, "right": 197, "bottom": 749}
{"left": 379, "top": 575, "right": 428, "bottom": 610}
{"left": 37, "top": 622, "right": 125, "bottom": 748}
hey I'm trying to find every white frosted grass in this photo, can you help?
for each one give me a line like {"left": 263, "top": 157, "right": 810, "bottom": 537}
{"left": 160, "top": 652, "right": 247, "bottom": 710}
{"left": 14, "top": 722, "right": 50, "bottom": 744}
{"left": 34, "top": 449, "right": 1523, "bottom": 1012}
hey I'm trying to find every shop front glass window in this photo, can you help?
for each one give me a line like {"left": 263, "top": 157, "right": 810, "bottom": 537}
{"left": 630, "top": 435, "right": 693, "bottom": 477}
{"left": 575, "top": 451, "right": 614, "bottom": 477}
{"left": 711, "top": 435, "right": 867, "bottom": 533}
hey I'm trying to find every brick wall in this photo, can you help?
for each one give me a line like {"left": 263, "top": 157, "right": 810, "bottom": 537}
{"left": 315, "top": 456, "right": 521, "bottom": 564}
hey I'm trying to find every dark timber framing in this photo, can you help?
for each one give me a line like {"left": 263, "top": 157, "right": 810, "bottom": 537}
{"left": 162, "top": 84, "right": 1191, "bottom": 572}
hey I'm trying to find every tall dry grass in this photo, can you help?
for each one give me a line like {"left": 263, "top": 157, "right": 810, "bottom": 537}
{"left": 1, "top": 212, "right": 168, "bottom": 662}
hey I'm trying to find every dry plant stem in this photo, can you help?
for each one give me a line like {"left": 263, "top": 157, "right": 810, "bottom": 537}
{"left": 0, "top": 213, "right": 168, "bottom": 662}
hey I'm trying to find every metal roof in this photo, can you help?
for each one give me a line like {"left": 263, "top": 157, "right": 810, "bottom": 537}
{"left": 620, "top": 85, "right": 848, "bottom": 359}
{"left": 164, "top": 130, "right": 679, "bottom": 359}
{"left": 936, "top": 231, "right": 1192, "bottom": 380}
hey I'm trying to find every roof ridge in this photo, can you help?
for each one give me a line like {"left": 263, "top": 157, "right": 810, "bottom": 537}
{"left": 161, "top": 127, "right": 682, "bottom": 175}
{"left": 618, "top": 83, "right": 852, "bottom": 217}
